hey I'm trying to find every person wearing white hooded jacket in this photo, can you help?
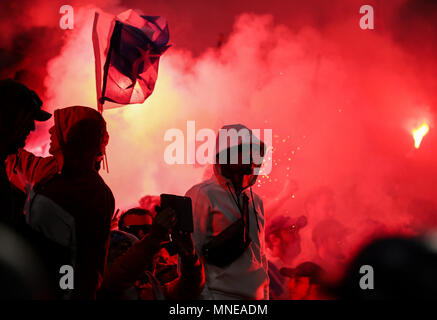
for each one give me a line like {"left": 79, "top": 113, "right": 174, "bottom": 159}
{"left": 185, "top": 124, "right": 269, "bottom": 300}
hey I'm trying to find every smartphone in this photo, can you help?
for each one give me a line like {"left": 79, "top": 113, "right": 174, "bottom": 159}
{"left": 160, "top": 194, "right": 194, "bottom": 233}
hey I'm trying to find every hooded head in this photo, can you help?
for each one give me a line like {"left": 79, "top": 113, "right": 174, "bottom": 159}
{"left": 214, "top": 124, "right": 266, "bottom": 190}
{"left": 49, "top": 106, "right": 109, "bottom": 172}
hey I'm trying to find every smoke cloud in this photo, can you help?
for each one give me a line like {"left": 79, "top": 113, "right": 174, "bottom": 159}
{"left": 3, "top": 0, "right": 437, "bottom": 272}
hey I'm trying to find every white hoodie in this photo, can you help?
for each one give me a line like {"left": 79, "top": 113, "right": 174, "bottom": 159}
{"left": 185, "top": 124, "right": 269, "bottom": 300}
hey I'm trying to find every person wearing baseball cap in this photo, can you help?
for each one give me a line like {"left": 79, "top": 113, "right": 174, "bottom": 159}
{"left": 0, "top": 79, "right": 51, "bottom": 228}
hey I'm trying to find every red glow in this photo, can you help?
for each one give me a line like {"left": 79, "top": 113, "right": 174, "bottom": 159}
{"left": 413, "top": 123, "right": 429, "bottom": 149}
{"left": 4, "top": 0, "right": 437, "bottom": 278}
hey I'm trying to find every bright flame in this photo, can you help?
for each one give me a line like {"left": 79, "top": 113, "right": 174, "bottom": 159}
{"left": 413, "top": 123, "right": 430, "bottom": 149}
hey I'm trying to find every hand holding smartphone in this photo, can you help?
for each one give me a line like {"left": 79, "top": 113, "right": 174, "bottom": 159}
{"left": 160, "top": 194, "right": 194, "bottom": 233}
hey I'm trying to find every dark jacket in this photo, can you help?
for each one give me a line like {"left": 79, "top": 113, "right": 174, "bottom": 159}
{"left": 6, "top": 106, "right": 114, "bottom": 299}
{"left": 0, "top": 162, "right": 14, "bottom": 227}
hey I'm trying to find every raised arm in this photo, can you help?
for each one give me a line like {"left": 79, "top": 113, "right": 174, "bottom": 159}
{"left": 164, "top": 231, "right": 205, "bottom": 300}
{"left": 5, "top": 149, "right": 57, "bottom": 192}
{"left": 100, "top": 208, "right": 176, "bottom": 295}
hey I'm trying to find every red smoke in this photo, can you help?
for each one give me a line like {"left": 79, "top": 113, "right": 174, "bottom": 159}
{"left": 2, "top": 0, "right": 437, "bottom": 274}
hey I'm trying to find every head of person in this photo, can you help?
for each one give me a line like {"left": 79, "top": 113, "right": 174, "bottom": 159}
{"left": 48, "top": 106, "right": 108, "bottom": 172}
{"left": 214, "top": 124, "right": 265, "bottom": 190}
{"left": 0, "top": 79, "right": 51, "bottom": 157}
{"left": 118, "top": 207, "right": 154, "bottom": 239}
{"left": 267, "top": 215, "right": 307, "bottom": 263}
{"left": 333, "top": 236, "right": 437, "bottom": 299}
{"left": 312, "top": 219, "right": 349, "bottom": 265}
{"left": 118, "top": 207, "right": 178, "bottom": 280}
{"left": 281, "top": 262, "right": 325, "bottom": 299}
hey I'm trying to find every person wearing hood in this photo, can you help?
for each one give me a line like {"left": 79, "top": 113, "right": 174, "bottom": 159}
{"left": 5, "top": 106, "right": 114, "bottom": 299}
{"left": 185, "top": 124, "right": 269, "bottom": 300}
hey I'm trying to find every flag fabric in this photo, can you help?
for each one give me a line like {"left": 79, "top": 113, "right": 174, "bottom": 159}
{"left": 93, "top": 9, "right": 170, "bottom": 111}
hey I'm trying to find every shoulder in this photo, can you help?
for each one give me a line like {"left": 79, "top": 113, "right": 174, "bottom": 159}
{"left": 92, "top": 172, "right": 115, "bottom": 208}
{"left": 186, "top": 178, "right": 218, "bottom": 199}
{"left": 65, "top": 170, "right": 115, "bottom": 213}
{"left": 88, "top": 170, "right": 113, "bottom": 193}
{"left": 186, "top": 178, "right": 230, "bottom": 208}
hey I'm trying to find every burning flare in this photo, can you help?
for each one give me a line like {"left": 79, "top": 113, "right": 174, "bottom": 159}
{"left": 413, "top": 123, "right": 429, "bottom": 149}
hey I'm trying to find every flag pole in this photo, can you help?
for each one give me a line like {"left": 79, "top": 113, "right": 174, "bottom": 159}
{"left": 92, "top": 12, "right": 109, "bottom": 172}
{"left": 92, "top": 12, "right": 104, "bottom": 113}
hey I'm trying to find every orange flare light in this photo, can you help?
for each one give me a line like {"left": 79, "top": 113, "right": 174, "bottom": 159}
{"left": 413, "top": 123, "right": 429, "bottom": 149}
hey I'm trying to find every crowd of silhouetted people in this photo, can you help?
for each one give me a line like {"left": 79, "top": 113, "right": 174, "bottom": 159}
{"left": 1, "top": 79, "right": 437, "bottom": 300}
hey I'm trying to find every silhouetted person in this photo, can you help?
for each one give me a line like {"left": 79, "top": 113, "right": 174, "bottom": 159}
{"left": 333, "top": 236, "right": 437, "bottom": 299}
{"left": 0, "top": 79, "right": 51, "bottom": 228}
{"left": 186, "top": 124, "right": 269, "bottom": 300}
{"left": 118, "top": 207, "right": 155, "bottom": 240}
{"left": 267, "top": 215, "right": 307, "bottom": 267}
{"left": 6, "top": 106, "right": 114, "bottom": 299}
{"left": 280, "top": 261, "right": 326, "bottom": 300}
{"left": 115, "top": 207, "right": 178, "bottom": 284}
{"left": 266, "top": 215, "right": 307, "bottom": 299}
{"left": 101, "top": 207, "right": 205, "bottom": 300}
